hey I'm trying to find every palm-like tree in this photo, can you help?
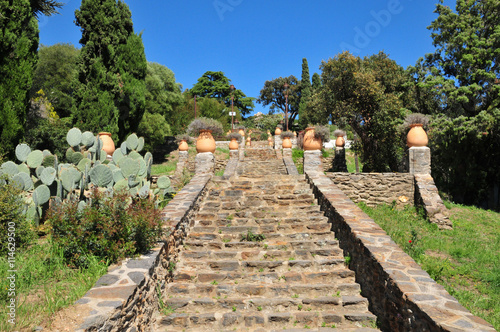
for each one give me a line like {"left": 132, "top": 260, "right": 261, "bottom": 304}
{"left": 30, "top": 0, "right": 63, "bottom": 17}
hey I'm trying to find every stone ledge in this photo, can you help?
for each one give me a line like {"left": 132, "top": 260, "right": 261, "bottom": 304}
{"left": 283, "top": 157, "right": 299, "bottom": 175}
{"left": 73, "top": 174, "right": 212, "bottom": 331}
{"left": 305, "top": 170, "right": 495, "bottom": 332}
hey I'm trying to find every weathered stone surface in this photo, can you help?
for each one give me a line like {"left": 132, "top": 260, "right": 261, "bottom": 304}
{"left": 409, "top": 146, "right": 431, "bottom": 175}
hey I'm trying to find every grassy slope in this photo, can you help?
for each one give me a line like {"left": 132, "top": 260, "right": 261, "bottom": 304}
{"left": 359, "top": 202, "right": 499, "bottom": 330}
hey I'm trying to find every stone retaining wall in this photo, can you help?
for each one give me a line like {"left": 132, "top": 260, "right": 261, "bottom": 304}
{"left": 327, "top": 172, "right": 414, "bottom": 207}
{"left": 305, "top": 169, "right": 495, "bottom": 332}
{"left": 73, "top": 174, "right": 212, "bottom": 331}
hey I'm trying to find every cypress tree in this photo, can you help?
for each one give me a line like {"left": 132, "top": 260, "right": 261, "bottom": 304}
{"left": 72, "top": 0, "right": 147, "bottom": 142}
{"left": 0, "top": 0, "right": 39, "bottom": 157}
{"left": 312, "top": 72, "right": 321, "bottom": 90}
{"left": 298, "top": 58, "right": 311, "bottom": 129}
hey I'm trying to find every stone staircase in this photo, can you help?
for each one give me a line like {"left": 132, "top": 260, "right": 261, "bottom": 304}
{"left": 154, "top": 146, "right": 379, "bottom": 331}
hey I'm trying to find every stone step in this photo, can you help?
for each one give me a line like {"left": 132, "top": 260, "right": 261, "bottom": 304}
{"left": 173, "top": 269, "right": 356, "bottom": 284}
{"left": 166, "top": 283, "right": 361, "bottom": 298}
{"left": 155, "top": 309, "right": 377, "bottom": 331}
{"left": 177, "top": 258, "right": 346, "bottom": 273}
{"left": 180, "top": 248, "right": 343, "bottom": 261}
{"left": 163, "top": 295, "right": 370, "bottom": 314}
{"left": 195, "top": 215, "right": 329, "bottom": 227}
{"left": 187, "top": 231, "right": 337, "bottom": 243}
{"left": 191, "top": 223, "right": 332, "bottom": 235}
{"left": 183, "top": 239, "right": 340, "bottom": 251}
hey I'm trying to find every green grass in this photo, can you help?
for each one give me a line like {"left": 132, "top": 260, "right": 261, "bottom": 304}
{"left": 0, "top": 240, "right": 108, "bottom": 331}
{"left": 151, "top": 161, "right": 177, "bottom": 176}
{"left": 345, "top": 149, "right": 361, "bottom": 173}
{"left": 359, "top": 202, "right": 499, "bottom": 330}
{"left": 291, "top": 148, "right": 304, "bottom": 174}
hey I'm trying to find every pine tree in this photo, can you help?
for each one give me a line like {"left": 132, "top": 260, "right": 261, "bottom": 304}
{"left": 298, "top": 58, "right": 311, "bottom": 129}
{"left": 312, "top": 73, "right": 321, "bottom": 90}
{"left": 72, "top": 0, "right": 147, "bottom": 142}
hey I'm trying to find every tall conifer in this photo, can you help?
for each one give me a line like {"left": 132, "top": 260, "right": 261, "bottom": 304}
{"left": 72, "top": 0, "right": 147, "bottom": 141}
{"left": 298, "top": 58, "right": 311, "bottom": 129}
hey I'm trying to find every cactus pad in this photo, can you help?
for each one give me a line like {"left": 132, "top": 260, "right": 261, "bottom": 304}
{"left": 1, "top": 161, "right": 19, "bottom": 177}
{"left": 65, "top": 147, "right": 75, "bottom": 161}
{"left": 17, "top": 163, "right": 30, "bottom": 174}
{"left": 113, "top": 178, "right": 129, "bottom": 192}
{"left": 35, "top": 166, "right": 45, "bottom": 178}
{"left": 42, "top": 154, "right": 56, "bottom": 168}
{"left": 157, "top": 175, "right": 171, "bottom": 189}
{"left": 77, "top": 158, "right": 92, "bottom": 172}
{"left": 120, "top": 142, "right": 127, "bottom": 155}
{"left": 128, "top": 174, "right": 140, "bottom": 188}
{"left": 81, "top": 131, "right": 95, "bottom": 147}
{"left": 128, "top": 150, "right": 142, "bottom": 160}
{"left": 15, "top": 144, "right": 31, "bottom": 162}
{"left": 40, "top": 167, "right": 56, "bottom": 186}
{"left": 138, "top": 158, "right": 147, "bottom": 177}
{"left": 118, "top": 157, "right": 140, "bottom": 178}
{"left": 126, "top": 133, "right": 139, "bottom": 150}
{"left": 67, "top": 127, "right": 82, "bottom": 147}
{"left": 33, "top": 184, "right": 51, "bottom": 206}
{"left": 70, "top": 151, "right": 84, "bottom": 165}
{"left": 112, "top": 149, "right": 124, "bottom": 164}
{"left": 27, "top": 150, "right": 44, "bottom": 168}
{"left": 112, "top": 168, "right": 124, "bottom": 183}
{"left": 12, "top": 172, "right": 33, "bottom": 191}
{"left": 42, "top": 149, "right": 51, "bottom": 157}
{"left": 137, "top": 137, "right": 144, "bottom": 152}
{"left": 77, "top": 200, "right": 87, "bottom": 213}
{"left": 90, "top": 164, "right": 113, "bottom": 187}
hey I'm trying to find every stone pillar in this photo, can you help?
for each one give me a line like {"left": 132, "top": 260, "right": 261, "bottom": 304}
{"left": 304, "top": 150, "right": 322, "bottom": 174}
{"left": 195, "top": 152, "right": 215, "bottom": 174}
{"left": 230, "top": 150, "right": 238, "bottom": 159}
{"left": 175, "top": 151, "right": 189, "bottom": 175}
{"left": 291, "top": 137, "right": 297, "bottom": 149}
{"left": 409, "top": 147, "right": 431, "bottom": 174}
{"left": 333, "top": 147, "right": 348, "bottom": 172}
{"left": 274, "top": 135, "right": 282, "bottom": 150}
{"left": 282, "top": 148, "right": 292, "bottom": 159}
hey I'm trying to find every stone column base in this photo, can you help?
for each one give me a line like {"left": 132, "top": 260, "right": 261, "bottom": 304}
{"left": 409, "top": 147, "right": 431, "bottom": 174}
{"left": 304, "top": 150, "right": 322, "bottom": 174}
{"left": 333, "top": 147, "right": 348, "bottom": 172}
{"left": 274, "top": 135, "right": 282, "bottom": 150}
{"left": 282, "top": 148, "right": 292, "bottom": 158}
{"left": 229, "top": 150, "right": 238, "bottom": 159}
{"left": 175, "top": 151, "right": 189, "bottom": 175}
{"left": 195, "top": 152, "right": 215, "bottom": 174}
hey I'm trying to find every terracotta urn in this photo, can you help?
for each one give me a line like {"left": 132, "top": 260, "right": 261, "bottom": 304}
{"left": 267, "top": 136, "right": 272, "bottom": 142}
{"left": 335, "top": 136, "right": 345, "bottom": 148}
{"left": 275, "top": 127, "right": 282, "bottom": 135}
{"left": 178, "top": 139, "right": 189, "bottom": 151}
{"left": 229, "top": 138, "right": 239, "bottom": 150}
{"left": 293, "top": 131, "right": 297, "bottom": 137}
{"left": 282, "top": 137, "right": 292, "bottom": 149}
{"left": 407, "top": 124, "right": 428, "bottom": 147}
{"left": 196, "top": 130, "right": 216, "bottom": 153}
{"left": 238, "top": 129, "right": 245, "bottom": 136}
{"left": 268, "top": 140, "right": 273, "bottom": 147}
{"left": 246, "top": 136, "right": 251, "bottom": 146}
{"left": 98, "top": 132, "right": 115, "bottom": 155}
{"left": 303, "top": 127, "right": 322, "bottom": 150}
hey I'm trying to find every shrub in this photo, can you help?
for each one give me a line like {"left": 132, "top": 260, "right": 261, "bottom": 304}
{"left": 47, "top": 188, "right": 163, "bottom": 268}
{"left": 280, "top": 131, "right": 294, "bottom": 139}
{"left": 186, "top": 117, "right": 224, "bottom": 137}
{"left": 137, "top": 112, "right": 172, "bottom": 151}
{"left": 0, "top": 179, "right": 35, "bottom": 255}
{"left": 313, "top": 125, "right": 331, "bottom": 142}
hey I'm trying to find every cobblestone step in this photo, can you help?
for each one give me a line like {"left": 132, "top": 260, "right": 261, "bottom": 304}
{"left": 180, "top": 248, "right": 344, "bottom": 261}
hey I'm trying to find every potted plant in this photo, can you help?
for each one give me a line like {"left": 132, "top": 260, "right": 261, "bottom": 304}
{"left": 187, "top": 117, "right": 224, "bottom": 153}
{"left": 98, "top": 132, "right": 115, "bottom": 156}
{"left": 227, "top": 132, "right": 242, "bottom": 150}
{"left": 404, "top": 113, "right": 430, "bottom": 147}
{"left": 280, "top": 131, "right": 294, "bottom": 149}
{"left": 275, "top": 124, "right": 283, "bottom": 136}
{"left": 303, "top": 125, "right": 329, "bottom": 150}
{"left": 176, "top": 134, "right": 190, "bottom": 151}
{"left": 333, "top": 129, "right": 346, "bottom": 148}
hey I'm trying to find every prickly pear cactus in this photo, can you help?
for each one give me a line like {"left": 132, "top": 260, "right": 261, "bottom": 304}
{"left": 89, "top": 164, "right": 113, "bottom": 187}
{"left": 15, "top": 144, "right": 31, "bottom": 163}
{"left": 27, "top": 150, "right": 44, "bottom": 168}
{"left": 126, "top": 133, "right": 139, "bottom": 150}
{"left": 67, "top": 127, "right": 82, "bottom": 147}
{"left": 1, "top": 161, "right": 19, "bottom": 177}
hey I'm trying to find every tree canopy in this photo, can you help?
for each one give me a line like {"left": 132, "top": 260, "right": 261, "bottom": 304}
{"left": 298, "top": 58, "right": 311, "bottom": 129}
{"left": 190, "top": 71, "right": 254, "bottom": 116}
{"left": 257, "top": 76, "right": 300, "bottom": 130}
{"left": 72, "top": 0, "right": 147, "bottom": 142}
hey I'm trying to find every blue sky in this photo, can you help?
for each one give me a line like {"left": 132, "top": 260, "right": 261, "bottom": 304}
{"left": 38, "top": 0, "right": 456, "bottom": 116}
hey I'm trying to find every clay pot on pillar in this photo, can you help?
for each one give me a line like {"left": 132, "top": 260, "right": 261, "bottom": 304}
{"left": 178, "top": 139, "right": 189, "bottom": 151}
{"left": 335, "top": 136, "right": 345, "bottom": 148}
{"left": 238, "top": 129, "right": 245, "bottom": 136}
{"left": 268, "top": 140, "right": 273, "bottom": 147}
{"left": 196, "top": 130, "right": 216, "bottom": 153}
{"left": 98, "top": 132, "right": 115, "bottom": 155}
{"left": 246, "top": 136, "right": 251, "bottom": 146}
{"left": 282, "top": 137, "right": 292, "bottom": 149}
{"left": 275, "top": 127, "right": 282, "bottom": 135}
{"left": 407, "top": 124, "right": 428, "bottom": 147}
{"left": 229, "top": 138, "right": 239, "bottom": 150}
{"left": 303, "top": 127, "right": 322, "bottom": 150}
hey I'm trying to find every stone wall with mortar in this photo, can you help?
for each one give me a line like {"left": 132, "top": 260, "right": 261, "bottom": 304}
{"left": 72, "top": 174, "right": 212, "bottom": 331}
{"left": 327, "top": 172, "right": 414, "bottom": 207}
{"left": 305, "top": 169, "right": 495, "bottom": 332}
